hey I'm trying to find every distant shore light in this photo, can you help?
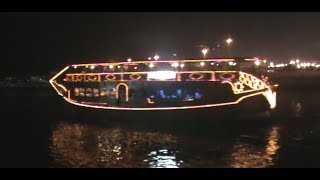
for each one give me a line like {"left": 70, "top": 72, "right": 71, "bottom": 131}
{"left": 154, "top": 55, "right": 160, "bottom": 60}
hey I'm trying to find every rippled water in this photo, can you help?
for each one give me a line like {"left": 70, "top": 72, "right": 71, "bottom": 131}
{"left": 48, "top": 119, "right": 283, "bottom": 168}
{"left": 2, "top": 82, "right": 320, "bottom": 168}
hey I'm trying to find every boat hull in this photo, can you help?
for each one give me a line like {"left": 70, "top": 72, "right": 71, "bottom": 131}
{"left": 49, "top": 59, "right": 277, "bottom": 113}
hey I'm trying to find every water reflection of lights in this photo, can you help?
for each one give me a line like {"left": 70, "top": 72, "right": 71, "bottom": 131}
{"left": 266, "top": 126, "right": 280, "bottom": 157}
{"left": 51, "top": 122, "right": 178, "bottom": 168}
{"left": 146, "top": 149, "right": 181, "bottom": 168}
{"left": 229, "top": 126, "right": 280, "bottom": 168}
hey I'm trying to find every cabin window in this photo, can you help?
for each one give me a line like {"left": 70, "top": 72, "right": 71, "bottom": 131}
{"left": 149, "top": 88, "right": 203, "bottom": 101}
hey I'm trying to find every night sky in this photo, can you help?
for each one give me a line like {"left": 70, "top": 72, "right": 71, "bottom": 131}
{"left": 1, "top": 12, "right": 320, "bottom": 76}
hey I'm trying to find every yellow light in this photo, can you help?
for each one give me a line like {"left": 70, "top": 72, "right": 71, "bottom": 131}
{"left": 134, "top": 67, "right": 137, "bottom": 70}
{"left": 117, "top": 65, "right": 121, "bottom": 69}
{"left": 226, "top": 38, "right": 233, "bottom": 44}
{"left": 51, "top": 81, "right": 66, "bottom": 96}
{"left": 201, "top": 49, "right": 208, "bottom": 58}
{"left": 202, "top": 49, "right": 208, "bottom": 54}
{"left": 263, "top": 60, "right": 267, "bottom": 63}
{"left": 180, "top": 64, "right": 185, "bottom": 68}
{"left": 200, "top": 62, "right": 205, "bottom": 66}
{"left": 255, "top": 61, "right": 261, "bottom": 66}
{"left": 49, "top": 66, "right": 69, "bottom": 96}
{"left": 66, "top": 70, "right": 238, "bottom": 77}
{"left": 56, "top": 83, "right": 67, "bottom": 92}
{"left": 109, "top": 65, "right": 114, "bottom": 69}
{"left": 148, "top": 57, "right": 152, "bottom": 60}
{"left": 127, "top": 58, "right": 132, "bottom": 62}
{"left": 264, "top": 90, "right": 276, "bottom": 109}
{"left": 115, "top": 83, "right": 129, "bottom": 102}
{"left": 90, "top": 65, "right": 95, "bottom": 69}
{"left": 149, "top": 63, "right": 154, "bottom": 68}
{"left": 147, "top": 98, "right": 155, "bottom": 104}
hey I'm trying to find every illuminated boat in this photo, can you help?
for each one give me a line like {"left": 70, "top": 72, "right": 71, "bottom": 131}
{"left": 49, "top": 58, "right": 277, "bottom": 112}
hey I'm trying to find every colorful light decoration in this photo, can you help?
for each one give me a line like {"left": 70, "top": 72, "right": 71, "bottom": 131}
{"left": 219, "top": 73, "right": 235, "bottom": 80}
{"left": 63, "top": 70, "right": 238, "bottom": 83}
{"left": 50, "top": 59, "right": 277, "bottom": 111}
{"left": 105, "top": 74, "right": 117, "bottom": 81}
{"left": 221, "top": 71, "right": 276, "bottom": 109}
{"left": 69, "top": 59, "right": 236, "bottom": 68}
{"left": 189, "top": 73, "right": 204, "bottom": 80}
{"left": 129, "top": 73, "right": 142, "bottom": 80}
{"left": 147, "top": 98, "right": 155, "bottom": 104}
{"left": 115, "top": 83, "right": 129, "bottom": 102}
{"left": 62, "top": 91, "right": 269, "bottom": 111}
{"left": 49, "top": 66, "right": 69, "bottom": 96}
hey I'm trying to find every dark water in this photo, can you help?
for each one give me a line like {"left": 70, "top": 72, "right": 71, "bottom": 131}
{"left": 1, "top": 81, "right": 320, "bottom": 168}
